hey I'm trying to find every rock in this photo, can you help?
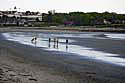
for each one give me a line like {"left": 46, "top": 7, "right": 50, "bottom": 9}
{"left": 29, "top": 78, "right": 37, "bottom": 81}
{"left": 18, "top": 73, "right": 32, "bottom": 76}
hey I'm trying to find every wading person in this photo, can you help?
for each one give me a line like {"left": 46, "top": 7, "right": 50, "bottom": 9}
{"left": 57, "top": 38, "right": 59, "bottom": 48}
{"left": 31, "top": 35, "right": 37, "bottom": 43}
{"left": 53, "top": 38, "right": 56, "bottom": 48}
{"left": 48, "top": 38, "right": 51, "bottom": 48}
{"left": 66, "top": 39, "right": 68, "bottom": 49}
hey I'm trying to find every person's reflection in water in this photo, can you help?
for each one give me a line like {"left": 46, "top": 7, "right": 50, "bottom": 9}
{"left": 48, "top": 43, "right": 51, "bottom": 48}
{"left": 31, "top": 40, "right": 37, "bottom": 47}
{"left": 66, "top": 45, "right": 68, "bottom": 51}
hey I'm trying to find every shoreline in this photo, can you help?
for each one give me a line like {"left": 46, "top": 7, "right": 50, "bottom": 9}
{"left": 0, "top": 29, "right": 125, "bottom": 83}
{"left": 0, "top": 27, "right": 125, "bottom": 33}
{"left": 0, "top": 39, "right": 105, "bottom": 83}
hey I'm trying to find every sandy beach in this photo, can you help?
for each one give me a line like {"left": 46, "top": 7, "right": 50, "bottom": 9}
{"left": 0, "top": 28, "right": 125, "bottom": 83}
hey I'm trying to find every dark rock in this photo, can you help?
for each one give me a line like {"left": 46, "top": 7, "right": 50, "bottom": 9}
{"left": 29, "top": 78, "right": 37, "bottom": 81}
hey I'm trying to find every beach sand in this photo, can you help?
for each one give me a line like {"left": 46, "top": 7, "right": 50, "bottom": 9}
{"left": 0, "top": 28, "right": 125, "bottom": 83}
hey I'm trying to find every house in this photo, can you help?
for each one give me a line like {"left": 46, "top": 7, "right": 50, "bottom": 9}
{"left": 0, "top": 10, "right": 42, "bottom": 26}
{"left": 103, "top": 19, "right": 111, "bottom": 24}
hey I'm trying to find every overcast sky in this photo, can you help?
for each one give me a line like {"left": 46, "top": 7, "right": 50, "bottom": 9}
{"left": 0, "top": 0, "right": 125, "bottom": 13}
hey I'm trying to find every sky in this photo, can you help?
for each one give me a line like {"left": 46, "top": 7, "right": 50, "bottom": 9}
{"left": 0, "top": 0, "right": 125, "bottom": 14}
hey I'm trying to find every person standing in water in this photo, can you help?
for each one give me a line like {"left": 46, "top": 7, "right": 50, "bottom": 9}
{"left": 31, "top": 35, "right": 37, "bottom": 42}
{"left": 48, "top": 38, "right": 51, "bottom": 48}
{"left": 53, "top": 38, "right": 56, "bottom": 48}
{"left": 56, "top": 38, "right": 59, "bottom": 48}
{"left": 66, "top": 39, "right": 68, "bottom": 49}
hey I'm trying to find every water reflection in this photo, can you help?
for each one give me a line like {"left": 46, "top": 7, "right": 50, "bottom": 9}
{"left": 31, "top": 40, "right": 37, "bottom": 46}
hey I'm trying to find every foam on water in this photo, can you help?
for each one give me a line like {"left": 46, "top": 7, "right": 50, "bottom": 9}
{"left": 2, "top": 32, "right": 125, "bottom": 66}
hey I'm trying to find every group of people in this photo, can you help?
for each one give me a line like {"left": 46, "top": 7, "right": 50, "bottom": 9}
{"left": 49, "top": 38, "right": 69, "bottom": 49}
{"left": 31, "top": 35, "right": 69, "bottom": 49}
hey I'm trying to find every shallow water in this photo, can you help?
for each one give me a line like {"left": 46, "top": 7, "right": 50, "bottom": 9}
{"left": 105, "top": 34, "right": 125, "bottom": 40}
{"left": 2, "top": 32, "right": 125, "bottom": 66}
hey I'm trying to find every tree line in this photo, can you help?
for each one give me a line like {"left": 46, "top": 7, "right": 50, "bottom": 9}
{"left": 42, "top": 11, "right": 125, "bottom": 26}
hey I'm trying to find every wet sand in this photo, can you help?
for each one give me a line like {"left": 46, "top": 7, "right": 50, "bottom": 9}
{"left": 0, "top": 28, "right": 125, "bottom": 83}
